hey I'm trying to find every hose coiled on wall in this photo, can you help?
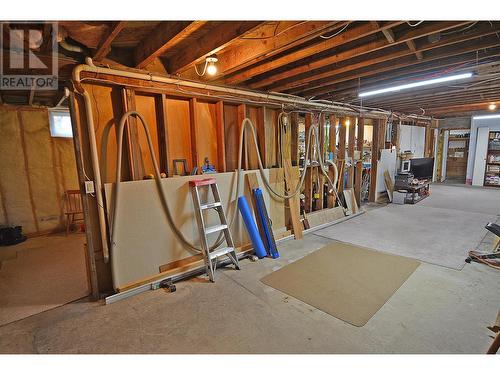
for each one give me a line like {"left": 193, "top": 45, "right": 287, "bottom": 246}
{"left": 109, "top": 110, "right": 341, "bottom": 274}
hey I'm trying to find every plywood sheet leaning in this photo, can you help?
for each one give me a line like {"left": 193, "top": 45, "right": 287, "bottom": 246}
{"left": 343, "top": 188, "right": 358, "bottom": 215}
{"left": 104, "top": 169, "right": 276, "bottom": 290}
{"left": 283, "top": 160, "right": 302, "bottom": 239}
{"left": 384, "top": 170, "right": 395, "bottom": 202}
{"left": 268, "top": 168, "right": 286, "bottom": 233}
{"left": 306, "top": 206, "right": 345, "bottom": 228}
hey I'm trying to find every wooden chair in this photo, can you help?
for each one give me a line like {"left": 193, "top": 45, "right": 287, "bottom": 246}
{"left": 64, "top": 190, "right": 84, "bottom": 235}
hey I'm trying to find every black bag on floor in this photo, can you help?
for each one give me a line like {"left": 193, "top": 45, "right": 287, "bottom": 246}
{"left": 0, "top": 226, "right": 27, "bottom": 246}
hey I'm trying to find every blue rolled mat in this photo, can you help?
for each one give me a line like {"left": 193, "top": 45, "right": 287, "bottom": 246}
{"left": 253, "top": 188, "right": 279, "bottom": 259}
{"left": 238, "top": 196, "right": 267, "bottom": 259}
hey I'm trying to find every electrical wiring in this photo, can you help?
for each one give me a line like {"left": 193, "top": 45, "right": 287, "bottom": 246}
{"left": 194, "top": 60, "right": 209, "bottom": 77}
{"left": 319, "top": 23, "right": 350, "bottom": 39}
{"left": 407, "top": 21, "right": 424, "bottom": 27}
{"left": 441, "top": 22, "right": 478, "bottom": 35}
{"left": 240, "top": 21, "right": 308, "bottom": 40}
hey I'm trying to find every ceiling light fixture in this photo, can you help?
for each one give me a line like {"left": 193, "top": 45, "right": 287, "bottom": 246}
{"left": 194, "top": 54, "right": 218, "bottom": 77}
{"left": 488, "top": 103, "right": 497, "bottom": 111}
{"left": 358, "top": 72, "right": 473, "bottom": 98}
{"left": 473, "top": 114, "right": 500, "bottom": 120}
{"left": 206, "top": 55, "right": 218, "bottom": 76}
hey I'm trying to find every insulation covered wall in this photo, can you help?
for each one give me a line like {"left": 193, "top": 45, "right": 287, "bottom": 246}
{"left": 0, "top": 105, "right": 78, "bottom": 235}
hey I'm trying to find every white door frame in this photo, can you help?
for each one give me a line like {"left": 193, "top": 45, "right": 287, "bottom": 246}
{"left": 472, "top": 127, "right": 490, "bottom": 186}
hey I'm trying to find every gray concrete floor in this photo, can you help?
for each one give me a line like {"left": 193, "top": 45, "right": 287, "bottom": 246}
{"left": 0, "top": 186, "right": 499, "bottom": 354}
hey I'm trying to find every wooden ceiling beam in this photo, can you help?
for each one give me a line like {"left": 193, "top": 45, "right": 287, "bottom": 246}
{"left": 252, "top": 21, "right": 473, "bottom": 90}
{"left": 183, "top": 21, "right": 342, "bottom": 80}
{"left": 293, "top": 37, "right": 500, "bottom": 97}
{"left": 134, "top": 21, "right": 208, "bottom": 69}
{"left": 406, "top": 39, "right": 423, "bottom": 60}
{"left": 361, "top": 82, "right": 500, "bottom": 106}
{"left": 425, "top": 101, "right": 500, "bottom": 115}
{"left": 225, "top": 21, "right": 405, "bottom": 85}
{"left": 375, "top": 21, "right": 396, "bottom": 43}
{"left": 166, "top": 21, "right": 263, "bottom": 74}
{"left": 362, "top": 89, "right": 500, "bottom": 109}
{"left": 322, "top": 59, "right": 500, "bottom": 102}
{"left": 93, "top": 21, "right": 127, "bottom": 61}
{"left": 392, "top": 96, "right": 500, "bottom": 113}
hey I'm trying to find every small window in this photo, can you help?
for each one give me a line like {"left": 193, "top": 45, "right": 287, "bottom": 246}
{"left": 49, "top": 109, "right": 73, "bottom": 138}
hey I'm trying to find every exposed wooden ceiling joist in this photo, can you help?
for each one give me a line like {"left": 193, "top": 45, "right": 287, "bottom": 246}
{"left": 249, "top": 22, "right": 474, "bottom": 91}
{"left": 254, "top": 21, "right": 474, "bottom": 91}
{"left": 225, "top": 21, "right": 405, "bottom": 85}
{"left": 134, "top": 21, "right": 208, "bottom": 69}
{"left": 295, "top": 36, "right": 500, "bottom": 98}
{"left": 93, "top": 21, "right": 127, "bottom": 61}
{"left": 165, "top": 21, "right": 263, "bottom": 74}
{"left": 425, "top": 101, "right": 500, "bottom": 116}
{"left": 182, "top": 21, "right": 343, "bottom": 80}
{"left": 322, "top": 58, "right": 500, "bottom": 102}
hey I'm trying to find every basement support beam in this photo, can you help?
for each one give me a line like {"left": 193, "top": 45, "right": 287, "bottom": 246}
{"left": 203, "top": 21, "right": 341, "bottom": 79}
{"left": 406, "top": 39, "right": 423, "bottom": 60}
{"left": 227, "top": 21, "right": 404, "bottom": 85}
{"left": 347, "top": 116, "right": 356, "bottom": 188}
{"left": 134, "top": 21, "right": 207, "bottom": 69}
{"left": 167, "top": 21, "right": 263, "bottom": 74}
{"left": 338, "top": 117, "right": 347, "bottom": 197}
{"left": 354, "top": 117, "right": 364, "bottom": 206}
{"left": 369, "top": 119, "right": 381, "bottom": 202}
{"left": 94, "top": 21, "right": 126, "bottom": 61}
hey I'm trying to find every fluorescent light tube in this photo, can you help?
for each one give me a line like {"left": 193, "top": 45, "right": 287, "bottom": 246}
{"left": 473, "top": 114, "right": 500, "bottom": 120}
{"left": 359, "top": 72, "right": 473, "bottom": 98}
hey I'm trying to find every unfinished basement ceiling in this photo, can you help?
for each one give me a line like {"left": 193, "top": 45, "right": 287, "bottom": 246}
{"left": 1, "top": 21, "right": 500, "bottom": 116}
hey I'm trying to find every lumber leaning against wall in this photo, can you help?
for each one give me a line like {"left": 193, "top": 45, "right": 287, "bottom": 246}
{"left": 0, "top": 105, "right": 79, "bottom": 235}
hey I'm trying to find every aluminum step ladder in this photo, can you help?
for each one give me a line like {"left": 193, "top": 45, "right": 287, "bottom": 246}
{"left": 189, "top": 178, "right": 240, "bottom": 281}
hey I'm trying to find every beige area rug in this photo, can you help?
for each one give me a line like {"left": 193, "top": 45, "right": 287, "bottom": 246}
{"left": 0, "top": 233, "right": 90, "bottom": 326}
{"left": 261, "top": 241, "right": 420, "bottom": 327}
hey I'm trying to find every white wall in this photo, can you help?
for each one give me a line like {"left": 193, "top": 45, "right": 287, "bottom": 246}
{"left": 399, "top": 125, "right": 426, "bottom": 158}
{"left": 466, "top": 115, "right": 500, "bottom": 184}
{"left": 376, "top": 148, "right": 397, "bottom": 193}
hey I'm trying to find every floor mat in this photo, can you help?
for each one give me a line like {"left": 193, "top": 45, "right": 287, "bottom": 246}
{"left": 261, "top": 241, "right": 420, "bottom": 327}
{"left": 314, "top": 204, "right": 497, "bottom": 270}
{"left": 0, "top": 234, "right": 90, "bottom": 326}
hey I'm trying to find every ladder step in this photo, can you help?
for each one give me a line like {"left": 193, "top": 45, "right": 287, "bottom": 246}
{"left": 209, "top": 247, "right": 236, "bottom": 260}
{"left": 204, "top": 224, "right": 228, "bottom": 234}
{"left": 200, "top": 202, "right": 222, "bottom": 210}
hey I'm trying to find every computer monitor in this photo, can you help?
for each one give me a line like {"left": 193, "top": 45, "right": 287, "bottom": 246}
{"left": 410, "top": 157, "right": 434, "bottom": 179}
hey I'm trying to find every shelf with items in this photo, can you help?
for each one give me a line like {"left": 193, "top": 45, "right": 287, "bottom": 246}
{"left": 484, "top": 131, "right": 500, "bottom": 187}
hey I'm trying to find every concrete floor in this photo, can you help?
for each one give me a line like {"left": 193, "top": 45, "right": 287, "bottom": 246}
{"left": 0, "top": 184, "right": 498, "bottom": 353}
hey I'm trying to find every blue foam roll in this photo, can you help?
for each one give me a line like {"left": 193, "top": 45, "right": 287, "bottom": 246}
{"left": 238, "top": 196, "right": 267, "bottom": 259}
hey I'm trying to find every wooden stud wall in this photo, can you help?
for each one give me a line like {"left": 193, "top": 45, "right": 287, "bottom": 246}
{"left": 354, "top": 117, "right": 365, "bottom": 206}
{"left": 71, "top": 75, "right": 396, "bottom": 296}
{"left": 337, "top": 117, "right": 347, "bottom": 196}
